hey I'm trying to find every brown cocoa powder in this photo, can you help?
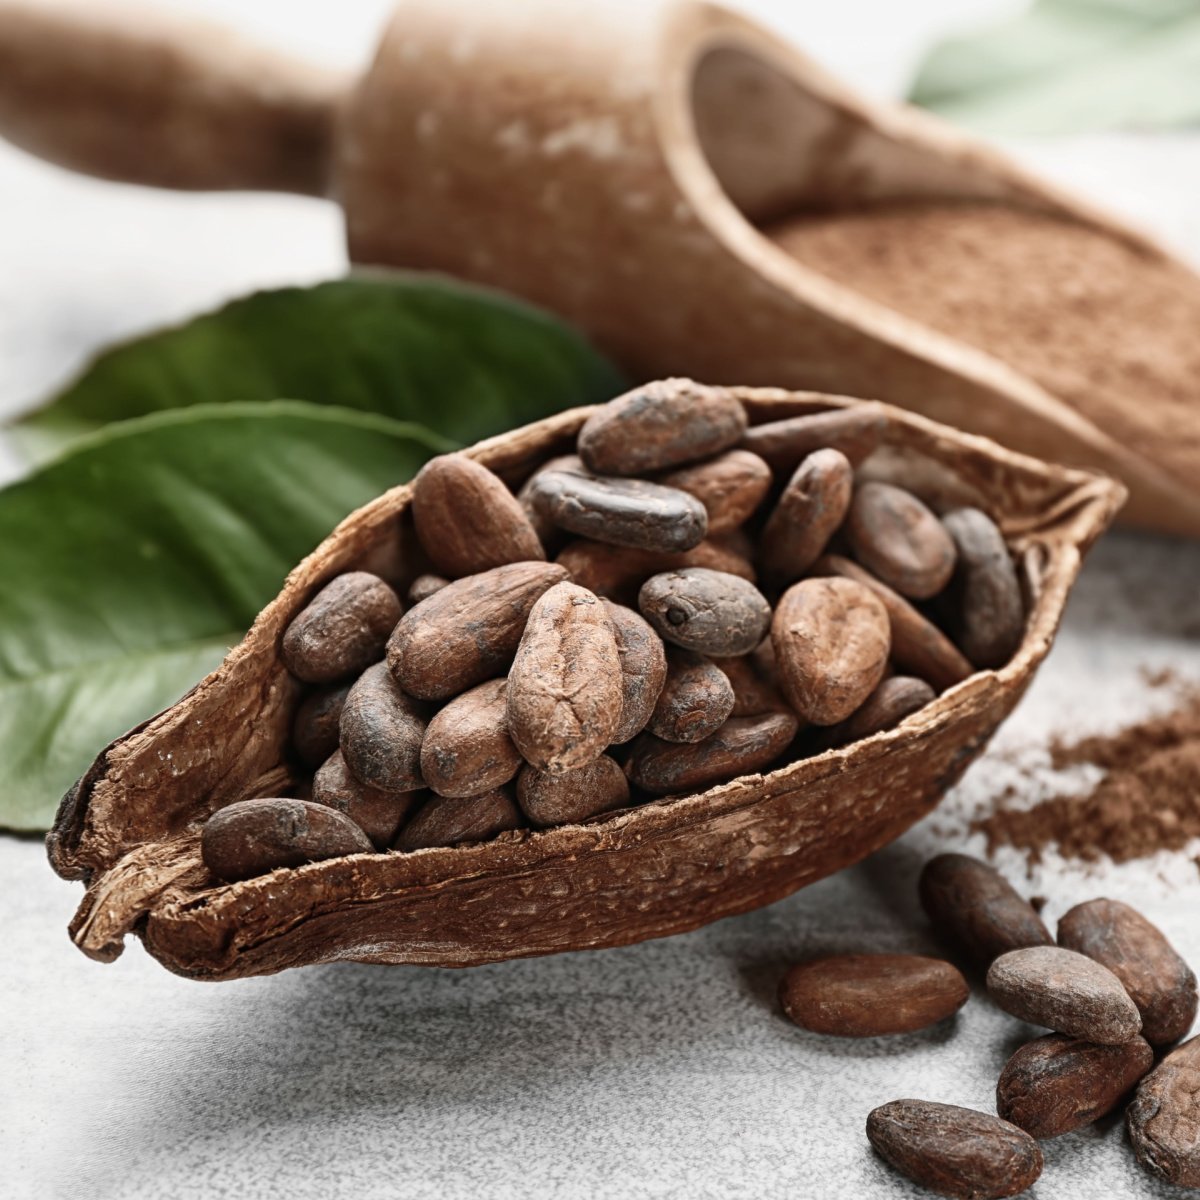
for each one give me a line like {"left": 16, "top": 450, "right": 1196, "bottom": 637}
{"left": 769, "top": 202, "right": 1200, "bottom": 490}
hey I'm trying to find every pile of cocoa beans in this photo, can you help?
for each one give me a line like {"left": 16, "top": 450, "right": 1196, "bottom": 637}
{"left": 201, "top": 383, "right": 1026, "bottom": 883}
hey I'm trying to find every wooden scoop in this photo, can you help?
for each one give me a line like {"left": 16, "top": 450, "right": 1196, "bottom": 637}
{"left": 2, "top": 0, "right": 1197, "bottom": 536}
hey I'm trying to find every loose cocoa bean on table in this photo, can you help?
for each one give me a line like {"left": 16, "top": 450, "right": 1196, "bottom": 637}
{"left": 1128, "top": 1035, "right": 1200, "bottom": 1188}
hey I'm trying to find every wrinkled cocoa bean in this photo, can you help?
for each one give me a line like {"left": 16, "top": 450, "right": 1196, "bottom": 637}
{"left": 779, "top": 954, "right": 968, "bottom": 1037}
{"left": 419, "top": 678, "right": 522, "bottom": 799}
{"left": 996, "top": 1033, "right": 1153, "bottom": 1138}
{"left": 741, "top": 404, "right": 889, "bottom": 475}
{"left": 626, "top": 711, "right": 799, "bottom": 796}
{"left": 529, "top": 469, "right": 707, "bottom": 553}
{"left": 759, "top": 448, "right": 854, "bottom": 586}
{"left": 312, "top": 750, "right": 419, "bottom": 848}
{"left": 987, "top": 946, "right": 1143, "bottom": 1044}
{"left": 649, "top": 649, "right": 735, "bottom": 744}
{"left": 919, "top": 853, "right": 1052, "bottom": 967}
{"left": 394, "top": 788, "right": 523, "bottom": 852}
{"left": 639, "top": 568, "right": 771, "bottom": 657}
{"left": 1128, "top": 1035, "right": 1200, "bottom": 1188}
{"left": 281, "top": 571, "right": 402, "bottom": 684}
{"left": 578, "top": 380, "right": 747, "bottom": 475}
{"left": 388, "top": 562, "right": 569, "bottom": 700}
{"left": 771, "top": 577, "right": 890, "bottom": 725}
{"left": 866, "top": 1100, "right": 1042, "bottom": 1200}
{"left": 292, "top": 683, "right": 351, "bottom": 769}
{"left": 339, "top": 662, "right": 427, "bottom": 792}
{"left": 406, "top": 573, "right": 450, "bottom": 606}
{"left": 830, "top": 676, "right": 935, "bottom": 746}
{"left": 517, "top": 756, "right": 630, "bottom": 827}
{"left": 604, "top": 601, "right": 667, "bottom": 743}
{"left": 507, "top": 582, "right": 623, "bottom": 772}
{"left": 1058, "top": 898, "right": 1198, "bottom": 1047}
{"left": 411, "top": 452, "right": 546, "bottom": 577}
{"left": 657, "top": 449, "right": 771, "bottom": 535}
{"left": 942, "top": 508, "right": 1024, "bottom": 668}
{"left": 202, "top": 797, "right": 373, "bottom": 882}
{"left": 845, "top": 482, "right": 957, "bottom": 600}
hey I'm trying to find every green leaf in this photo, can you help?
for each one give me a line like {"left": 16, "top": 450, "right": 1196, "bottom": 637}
{"left": 0, "top": 402, "right": 452, "bottom": 833}
{"left": 909, "top": 0, "right": 1200, "bottom": 135}
{"left": 9, "top": 274, "right": 626, "bottom": 464}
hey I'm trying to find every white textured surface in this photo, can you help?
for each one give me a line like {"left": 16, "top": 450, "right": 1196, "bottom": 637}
{"left": 4, "top": 2, "right": 1200, "bottom": 1198}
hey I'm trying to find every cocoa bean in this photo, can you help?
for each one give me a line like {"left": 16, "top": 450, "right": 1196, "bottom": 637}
{"left": 987, "top": 946, "right": 1143, "bottom": 1044}
{"left": 339, "top": 662, "right": 427, "bottom": 792}
{"left": 387, "top": 562, "right": 569, "bottom": 700}
{"left": 649, "top": 649, "right": 735, "bottom": 744}
{"left": 1058, "top": 898, "right": 1198, "bottom": 1047}
{"left": 419, "top": 678, "right": 522, "bottom": 798}
{"left": 657, "top": 449, "right": 771, "bottom": 534}
{"left": 626, "top": 711, "right": 799, "bottom": 796}
{"left": 411, "top": 452, "right": 545, "bottom": 577}
{"left": 406, "top": 573, "right": 450, "bottom": 606}
{"left": 517, "top": 756, "right": 630, "bottom": 827}
{"left": 779, "top": 954, "right": 968, "bottom": 1037}
{"left": 942, "top": 507, "right": 1025, "bottom": 668}
{"left": 759, "top": 448, "right": 854, "bottom": 586}
{"left": 866, "top": 1100, "right": 1042, "bottom": 1200}
{"left": 919, "top": 853, "right": 1052, "bottom": 967}
{"left": 292, "top": 683, "right": 351, "bottom": 769}
{"left": 741, "top": 404, "right": 888, "bottom": 475}
{"left": 1128, "top": 1035, "right": 1200, "bottom": 1188}
{"left": 830, "top": 676, "right": 935, "bottom": 746}
{"left": 771, "top": 577, "right": 890, "bottom": 725}
{"left": 394, "top": 788, "right": 523, "bottom": 852}
{"left": 201, "top": 798, "right": 373, "bottom": 882}
{"left": 578, "top": 381, "right": 747, "bottom": 475}
{"left": 845, "top": 482, "right": 957, "bottom": 600}
{"left": 639, "top": 568, "right": 771, "bottom": 657}
{"left": 996, "top": 1033, "right": 1153, "bottom": 1138}
{"left": 507, "top": 582, "right": 623, "bottom": 772}
{"left": 603, "top": 601, "right": 667, "bottom": 743}
{"left": 280, "top": 571, "right": 402, "bottom": 684}
{"left": 710, "top": 652, "right": 789, "bottom": 717}
{"left": 312, "top": 750, "right": 419, "bottom": 848}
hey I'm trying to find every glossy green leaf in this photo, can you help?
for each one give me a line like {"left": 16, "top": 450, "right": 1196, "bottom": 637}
{"left": 9, "top": 274, "right": 625, "bottom": 463}
{"left": 0, "top": 402, "right": 452, "bottom": 832}
{"left": 909, "top": 0, "right": 1200, "bottom": 135}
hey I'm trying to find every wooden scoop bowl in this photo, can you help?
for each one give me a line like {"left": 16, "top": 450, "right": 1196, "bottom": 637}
{"left": 0, "top": 0, "right": 1191, "bottom": 535}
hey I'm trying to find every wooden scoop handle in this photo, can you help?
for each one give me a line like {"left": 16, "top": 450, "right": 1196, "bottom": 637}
{"left": 0, "top": 1, "right": 349, "bottom": 195}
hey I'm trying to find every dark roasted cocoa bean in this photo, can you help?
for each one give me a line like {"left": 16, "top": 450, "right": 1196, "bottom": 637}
{"left": 393, "top": 788, "right": 523, "bottom": 852}
{"left": 942, "top": 507, "right": 1024, "bottom": 668}
{"left": 649, "top": 649, "right": 735, "bottom": 744}
{"left": 639, "top": 568, "right": 771, "bottom": 657}
{"left": 845, "top": 482, "right": 957, "bottom": 600}
{"left": 987, "top": 946, "right": 1143, "bottom": 1044}
{"left": 529, "top": 469, "right": 707, "bottom": 553}
{"left": 604, "top": 601, "right": 667, "bottom": 743}
{"left": 759, "top": 448, "right": 854, "bottom": 586}
{"left": 996, "top": 1033, "right": 1153, "bottom": 1138}
{"left": 312, "top": 750, "right": 420, "bottom": 848}
{"left": 812, "top": 555, "right": 973, "bottom": 691}
{"left": 516, "top": 756, "right": 630, "bottom": 827}
{"left": 411, "top": 452, "right": 545, "bottom": 577}
{"left": 406, "top": 573, "right": 450, "bottom": 606}
{"left": 419, "top": 678, "right": 522, "bottom": 798}
{"left": 280, "top": 571, "right": 402, "bottom": 684}
{"left": 779, "top": 954, "right": 968, "bottom": 1037}
{"left": 201, "top": 797, "right": 373, "bottom": 882}
{"left": 741, "top": 404, "right": 888, "bottom": 475}
{"left": 919, "top": 853, "right": 1052, "bottom": 967}
{"left": 771, "top": 577, "right": 890, "bottom": 725}
{"left": 1128, "top": 1035, "right": 1200, "bottom": 1188}
{"left": 339, "top": 662, "right": 427, "bottom": 792}
{"left": 388, "top": 562, "right": 568, "bottom": 700}
{"left": 507, "top": 582, "right": 623, "bottom": 772}
{"left": 578, "top": 380, "right": 747, "bottom": 475}
{"left": 657, "top": 449, "right": 771, "bottom": 534}
{"left": 830, "top": 676, "right": 935, "bottom": 746}
{"left": 626, "top": 711, "right": 799, "bottom": 796}
{"left": 1058, "top": 898, "right": 1198, "bottom": 1047}
{"left": 866, "top": 1100, "right": 1042, "bottom": 1200}
{"left": 292, "top": 683, "right": 351, "bottom": 769}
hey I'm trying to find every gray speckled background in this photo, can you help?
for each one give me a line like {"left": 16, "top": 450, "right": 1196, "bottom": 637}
{"left": 4, "top": 3, "right": 1200, "bottom": 1198}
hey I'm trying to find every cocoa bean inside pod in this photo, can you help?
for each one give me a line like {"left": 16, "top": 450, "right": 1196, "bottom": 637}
{"left": 312, "top": 750, "right": 420, "bottom": 849}
{"left": 516, "top": 453, "right": 583, "bottom": 550}
{"left": 577, "top": 379, "right": 747, "bottom": 475}
{"left": 710, "top": 651, "right": 790, "bottom": 717}
{"left": 603, "top": 600, "right": 667, "bottom": 744}
{"left": 516, "top": 756, "right": 631, "bottom": 828}
{"left": 506, "top": 582, "right": 623, "bottom": 773}
{"left": 638, "top": 567, "right": 771, "bottom": 657}
{"left": 406, "top": 573, "right": 450, "bottom": 607}
{"left": 339, "top": 661, "right": 428, "bottom": 793}
{"left": 394, "top": 787, "right": 523, "bottom": 853}
{"left": 202, "top": 798, "right": 374, "bottom": 883}
{"left": 826, "top": 676, "right": 935, "bottom": 747}
{"left": 280, "top": 571, "right": 402, "bottom": 684}
{"left": 291, "top": 682, "right": 351, "bottom": 769}
{"left": 419, "top": 678, "right": 522, "bottom": 799}
{"left": 648, "top": 648, "right": 735, "bottom": 744}
{"left": 656, "top": 449, "right": 771, "bottom": 535}
{"left": 387, "top": 561, "right": 569, "bottom": 701}
{"left": 1127, "top": 1035, "right": 1200, "bottom": 1188}
{"left": 741, "top": 403, "right": 889, "bottom": 475}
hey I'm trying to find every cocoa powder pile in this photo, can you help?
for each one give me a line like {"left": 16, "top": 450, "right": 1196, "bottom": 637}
{"left": 768, "top": 202, "right": 1200, "bottom": 492}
